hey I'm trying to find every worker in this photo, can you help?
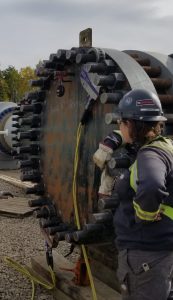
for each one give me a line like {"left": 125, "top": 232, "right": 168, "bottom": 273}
{"left": 113, "top": 89, "right": 173, "bottom": 300}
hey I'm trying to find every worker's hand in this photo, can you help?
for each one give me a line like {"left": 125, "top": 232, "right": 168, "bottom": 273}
{"left": 93, "top": 143, "right": 113, "bottom": 170}
{"left": 98, "top": 168, "right": 115, "bottom": 196}
{"left": 0, "top": 191, "right": 14, "bottom": 199}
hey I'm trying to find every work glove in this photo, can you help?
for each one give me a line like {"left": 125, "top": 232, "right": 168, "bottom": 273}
{"left": 98, "top": 168, "right": 115, "bottom": 196}
{"left": 93, "top": 130, "right": 123, "bottom": 170}
{"left": 93, "top": 143, "right": 113, "bottom": 170}
{"left": 103, "top": 130, "right": 124, "bottom": 150}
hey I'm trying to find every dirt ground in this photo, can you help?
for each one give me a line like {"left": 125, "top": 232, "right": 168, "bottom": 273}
{"left": 0, "top": 172, "right": 79, "bottom": 300}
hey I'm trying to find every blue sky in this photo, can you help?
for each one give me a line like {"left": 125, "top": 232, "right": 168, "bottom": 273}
{"left": 0, "top": 0, "right": 173, "bottom": 70}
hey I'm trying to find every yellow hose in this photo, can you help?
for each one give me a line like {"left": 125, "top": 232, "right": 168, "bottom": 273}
{"left": 4, "top": 256, "right": 56, "bottom": 300}
{"left": 72, "top": 122, "right": 98, "bottom": 300}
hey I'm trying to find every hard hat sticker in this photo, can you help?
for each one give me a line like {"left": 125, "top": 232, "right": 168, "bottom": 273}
{"left": 125, "top": 97, "right": 133, "bottom": 105}
{"left": 136, "top": 99, "right": 154, "bottom": 106}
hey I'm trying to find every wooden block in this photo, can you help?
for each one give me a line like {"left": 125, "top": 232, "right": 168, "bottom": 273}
{"left": 0, "top": 174, "right": 34, "bottom": 189}
{"left": 31, "top": 251, "right": 121, "bottom": 300}
{"left": 53, "top": 289, "right": 72, "bottom": 300}
{"left": 91, "top": 258, "right": 121, "bottom": 292}
{"left": 0, "top": 197, "right": 35, "bottom": 217}
{"left": 88, "top": 244, "right": 121, "bottom": 291}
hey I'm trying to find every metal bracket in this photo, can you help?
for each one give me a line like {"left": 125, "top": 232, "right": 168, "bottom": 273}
{"left": 45, "top": 241, "right": 54, "bottom": 269}
{"left": 60, "top": 257, "right": 90, "bottom": 286}
{"left": 79, "top": 28, "right": 92, "bottom": 47}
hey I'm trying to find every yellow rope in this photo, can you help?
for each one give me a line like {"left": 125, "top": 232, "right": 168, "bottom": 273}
{"left": 4, "top": 256, "right": 56, "bottom": 300}
{"left": 72, "top": 122, "right": 98, "bottom": 300}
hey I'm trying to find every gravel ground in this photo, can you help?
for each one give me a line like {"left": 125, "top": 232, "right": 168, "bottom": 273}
{"left": 0, "top": 179, "right": 79, "bottom": 300}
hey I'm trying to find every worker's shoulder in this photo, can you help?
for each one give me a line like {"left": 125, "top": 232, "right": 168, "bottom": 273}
{"left": 141, "top": 136, "right": 173, "bottom": 153}
{"left": 138, "top": 137, "right": 173, "bottom": 163}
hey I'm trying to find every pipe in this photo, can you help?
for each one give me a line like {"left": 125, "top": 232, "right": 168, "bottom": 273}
{"left": 151, "top": 78, "right": 172, "bottom": 89}
{"left": 100, "top": 92, "right": 123, "bottom": 104}
{"left": 143, "top": 66, "right": 161, "bottom": 77}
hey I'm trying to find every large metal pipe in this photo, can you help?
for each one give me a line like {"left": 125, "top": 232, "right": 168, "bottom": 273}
{"left": 14, "top": 39, "right": 173, "bottom": 290}
{"left": 0, "top": 102, "right": 17, "bottom": 152}
{"left": 0, "top": 102, "right": 19, "bottom": 169}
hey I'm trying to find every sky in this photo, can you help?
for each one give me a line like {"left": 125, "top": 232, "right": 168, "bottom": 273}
{"left": 0, "top": 0, "right": 173, "bottom": 70}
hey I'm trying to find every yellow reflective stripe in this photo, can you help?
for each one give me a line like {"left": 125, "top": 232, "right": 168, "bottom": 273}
{"left": 133, "top": 200, "right": 160, "bottom": 221}
{"left": 160, "top": 204, "right": 173, "bottom": 220}
{"left": 142, "top": 137, "right": 173, "bottom": 155}
{"left": 133, "top": 202, "right": 173, "bottom": 221}
{"left": 130, "top": 161, "right": 138, "bottom": 192}
{"left": 130, "top": 138, "right": 173, "bottom": 193}
{"left": 144, "top": 143, "right": 173, "bottom": 155}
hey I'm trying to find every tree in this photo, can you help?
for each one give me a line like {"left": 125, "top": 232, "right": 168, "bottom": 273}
{"left": 0, "top": 71, "right": 9, "bottom": 101}
{"left": 18, "top": 66, "right": 37, "bottom": 99}
{"left": 1, "top": 65, "right": 37, "bottom": 102}
{"left": 2, "top": 66, "right": 21, "bottom": 102}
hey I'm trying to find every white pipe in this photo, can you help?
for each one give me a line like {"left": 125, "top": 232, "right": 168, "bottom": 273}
{"left": 0, "top": 129, "right": 8, "bottom": 136}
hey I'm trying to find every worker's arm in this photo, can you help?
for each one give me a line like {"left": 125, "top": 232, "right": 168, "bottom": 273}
{"left": 133, "top": 148, "right": 169, "bottom": 222}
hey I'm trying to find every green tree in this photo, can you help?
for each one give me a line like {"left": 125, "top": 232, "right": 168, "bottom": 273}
{"left": 18, "top": 66, "right": 37, "bottom": 99}
{"left": 0, "top": 71, "right": 9, "bottom": 101}
{"left": 2, "top": 66, "right": 21, "bottom": 102}
{"left": 1, "top": 65, "right": 37, "bottom": 102}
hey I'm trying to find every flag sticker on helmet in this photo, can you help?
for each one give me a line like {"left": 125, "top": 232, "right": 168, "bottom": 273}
{"left": 136, "top": 99, "right": 155, "bottom": 106}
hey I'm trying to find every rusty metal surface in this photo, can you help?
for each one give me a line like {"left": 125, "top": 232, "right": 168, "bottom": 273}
{"left": 14, "top": 47, "right": 173, "bottom": 232}
{"left": 39, "top": 47, "right": 173, "bottom": 227}
{"left": 41, "top": 65, "right": 115, "bottom": 225}
{"left": 79, "top": 28, "right": 92, "bottom": 47}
